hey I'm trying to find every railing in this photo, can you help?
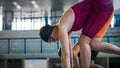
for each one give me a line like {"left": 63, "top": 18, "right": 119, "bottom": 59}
{"left": 0, "top": 36, "right": 120, "bottom": 55}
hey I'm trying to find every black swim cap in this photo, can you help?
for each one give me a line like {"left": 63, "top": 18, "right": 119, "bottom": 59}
{"left": 39, "top": 25, "right": 55, "bottom": 42}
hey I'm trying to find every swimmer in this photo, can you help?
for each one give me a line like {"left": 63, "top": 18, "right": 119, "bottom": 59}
{"left": 40, "top": 0, "right": 120, "bottom": 68}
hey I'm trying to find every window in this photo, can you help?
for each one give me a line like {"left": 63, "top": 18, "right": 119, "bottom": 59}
{"left": 110, "top": 16, "right": 115, "bottom": 28}
{"left": 12, "top": 11, "right": 51, "bottom": 30}
{"left": 0, "top": 15, "right": 2, "bottom": 31}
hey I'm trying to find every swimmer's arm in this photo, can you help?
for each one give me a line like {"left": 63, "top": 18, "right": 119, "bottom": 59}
{"left": 68, "top": 37, "right": 74, "bottom": 68}
{"left": 58, "top": 25, "right": 71, "bottom": 68}
{"left": 73, "top": 44, "right": 80, "bottom": 68}
{"left": 58, "top": 8, "right": 74, "bottom": 68}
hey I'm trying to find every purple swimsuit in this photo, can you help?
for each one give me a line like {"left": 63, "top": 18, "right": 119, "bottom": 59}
{"left": 70, "top": 0, "right": 113, "bottom": 38}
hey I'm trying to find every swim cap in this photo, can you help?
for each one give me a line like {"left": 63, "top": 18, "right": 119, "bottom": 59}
{"left": 39, "top": 25, "right": 55, "bottom": 42}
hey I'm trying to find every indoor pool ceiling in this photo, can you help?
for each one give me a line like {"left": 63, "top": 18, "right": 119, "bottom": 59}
{"left": 1, "top": 0, "right": 82, "bottom": 11}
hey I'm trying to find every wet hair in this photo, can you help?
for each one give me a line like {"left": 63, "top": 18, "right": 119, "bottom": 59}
{"left": 39, "top": 25, "right": 55, "bottom": 42}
